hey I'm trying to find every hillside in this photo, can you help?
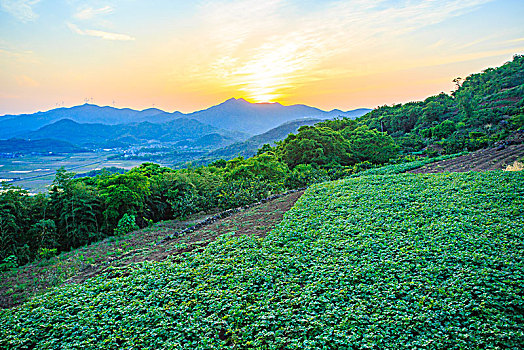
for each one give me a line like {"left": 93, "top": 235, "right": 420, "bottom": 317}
{"left": 188, "top": 98, "right": 370, "bottom": 134}
{"left": 0, "top": 191, "right": 304, "bottom": 308}
{"left": 174, "top": 133, "right": 238, "bottom": 149}
{"left": 1, "top": 171, "right": 522, "bottom": 348}
{"left": 0, "top": 138, "right": 86, "bottom": 154}
{"left": 409, "top": 142, "right": 524, "bottom": 173}
{"left": 24, "top": 118, "right": 247, "bottom": 148}
{"left": 359, "top": 55, "right": 524, "bottom": 155}
{"left": 203, "top": 117, "right": 323, "bottom": 161}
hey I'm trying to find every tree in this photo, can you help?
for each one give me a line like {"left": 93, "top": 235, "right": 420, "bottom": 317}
{"left": 49, "top": 168, "right": 103, "bottom": 249}
{"left": 343, "top": 125, "right": 399, "bottom": 164}
{"left": 98, "top": 173, "right": 150, "bottom": 232}
{"left": 280, "top": 126, "right": 352, "bottom": 168}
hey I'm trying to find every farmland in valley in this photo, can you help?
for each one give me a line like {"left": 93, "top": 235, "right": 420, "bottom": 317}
{"left": 0, "top": 152, "right": 157, "bottom": 193}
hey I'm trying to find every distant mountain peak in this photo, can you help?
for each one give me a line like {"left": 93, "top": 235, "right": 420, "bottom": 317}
{"left": 0, "top": 98, "right": 371, "bottom": 139}
{"left": 222, "top": 97, "right": 249, "bottom": 104}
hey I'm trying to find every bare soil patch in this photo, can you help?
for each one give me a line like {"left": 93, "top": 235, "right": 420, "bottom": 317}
{"left": 409, "top": 143, "right": 524, "bottom": 174}
{"left": 0, "top": 191, "right": 303, "bottom": 308}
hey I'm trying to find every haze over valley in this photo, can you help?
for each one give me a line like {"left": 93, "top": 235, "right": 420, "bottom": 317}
{"left": 0, "top": 98, "right": 370, "bottom": 191}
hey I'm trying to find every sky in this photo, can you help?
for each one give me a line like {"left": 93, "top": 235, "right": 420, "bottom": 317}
{"left": 1, "top": 0, "right": 523, "bottom": 115}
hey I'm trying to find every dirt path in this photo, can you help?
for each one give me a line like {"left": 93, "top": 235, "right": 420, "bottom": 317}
{"left": 409, "top": 143, "right": 524, "bottom": 174}
{"left": 0, "top": 191, "right": 303, "bottom": 309}
{"left": 69, "top": 190, "right": 304, "bottom": 283}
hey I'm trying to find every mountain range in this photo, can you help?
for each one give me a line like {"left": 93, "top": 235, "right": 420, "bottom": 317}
{"left": 23, "top": 118, "right": 247, "bottom": 149}
{"left": 185, "top": 98, "right": 370, "bottom": 134}
{"left": 0, "top": 98, "right": 370, "bottom": 139}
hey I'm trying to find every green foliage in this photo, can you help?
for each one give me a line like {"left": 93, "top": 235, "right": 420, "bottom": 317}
{"left": 284, "top": 164, "right": 330, "bottom": 188}
{"left": 216, "top": 179, "right": 281, "bottom": 209}
{"left": 0, "top": 255, "right": 18, "bottom": 271}
{"left": 0, "top": 184, "right": 33, "bottom": 264}
{"left": 50, "top": 169, "right": 103, "bottom": 250}
{"left": 280, "top": 126, "right": 352, "bottom": 168}
{"left": 29, "top": 219, "right": 58, "bottom": 250}
{"left": 359, "top": 55, "right": 524, "bottom": 155}
{"left": 431, "top": 119, "right": 456, "bottom": 139}
{"left": 113, "top": 213, "right": 139, "bottom": 236}
{"left": 510, "top": 114, "right": 524, "bottom": 129}
{"left": 38, "top": 248, "right": 57, "bottom": 260}
{"left": 1, "top": 171, "right": 522, "bottom": 348}
{"left": 225, "top": 153, "right": 288, "bottom": 183}
{"left": 344, "top": 125, "right": 399, "bottom": 163}
{"left": 98, "top": 172, "right": 150, "bottom": 231}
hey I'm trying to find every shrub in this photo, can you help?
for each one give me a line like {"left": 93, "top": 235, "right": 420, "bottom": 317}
{"left": 114, "top": 213, "right": 139, "bottom": 236}
{"left": 0, "top": 255, "right": 18, "bottom": 271}
{"left": 38, "top": 248, "right": 57, "bottom": 260}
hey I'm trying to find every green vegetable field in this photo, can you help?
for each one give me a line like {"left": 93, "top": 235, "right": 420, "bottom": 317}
{"left": 1, "top": 171, "right": 523, "bottom": 349}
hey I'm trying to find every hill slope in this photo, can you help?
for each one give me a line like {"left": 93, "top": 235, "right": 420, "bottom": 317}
{"left": 1, "top": 171, "right": 522, "bottom": 348}
{"left": 203, "top": 117, "right": 323, "bottom": 161}
{"left": 409, "top": 143, "right": 524, "bottom": 173}
{"left": 188, "top": 98, "right": 370, "bottom": 134}
{"left": 359, "top": 55, "right": 523, "bottom": 155}
{"left": 0, "top": 104, "right": 182, "bottom": 138}
{"left": 24, "top": 118, "right": 247, "bottom": 148}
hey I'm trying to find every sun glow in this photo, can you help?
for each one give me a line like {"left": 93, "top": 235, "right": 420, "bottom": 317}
{"left": 228, "top": 41, "right": 313, "bottom": 103}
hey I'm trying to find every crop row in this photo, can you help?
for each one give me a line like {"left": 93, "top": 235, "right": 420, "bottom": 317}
{"left": 1, "top": 170, "right": 522, "bottom": 349}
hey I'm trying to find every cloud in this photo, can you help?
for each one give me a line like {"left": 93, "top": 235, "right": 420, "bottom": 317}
{"left": 74, "top": 5, "right": 113, "bottom": 20}
{"left": 0, "top": 0, "right": 40, "bottom": 22}
{"left": 505, "top": 37, "right": 524, "bottom": 43}
{"left": 0, "top": 47, "right": 38, "bottom": 63}
{"left": 15, "top": 74, "right": 39, "bottom": 87}
{"left": 182, "top": 0, "right": 495, "bottom": 101}
{"left": 67, "top": 22, "right": 135, "bottom": 41}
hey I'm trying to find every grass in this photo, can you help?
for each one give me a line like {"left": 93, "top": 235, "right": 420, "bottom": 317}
{"left": 0, "top": 170, "right": 522, "bottom": 349}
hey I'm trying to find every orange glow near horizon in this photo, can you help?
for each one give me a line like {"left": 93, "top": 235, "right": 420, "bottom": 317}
{"left": 0, "top": 0, "right": 523, "bottom": 115}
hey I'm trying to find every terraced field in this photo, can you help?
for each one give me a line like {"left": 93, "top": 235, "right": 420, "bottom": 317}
{"left": 409, "top": 143, "right": 524, "bottom": 174}
{"left": 1, "top": 171, "right": 522, "bottom": 349}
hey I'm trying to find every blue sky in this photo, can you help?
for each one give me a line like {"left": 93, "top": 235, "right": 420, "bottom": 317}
{"left": 1, "top": 0, "right": 523, "bottom": 114}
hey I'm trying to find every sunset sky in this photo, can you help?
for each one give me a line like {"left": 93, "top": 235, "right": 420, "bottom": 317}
{"left": 1, "top": 0, "right": 523, "bottom": 115}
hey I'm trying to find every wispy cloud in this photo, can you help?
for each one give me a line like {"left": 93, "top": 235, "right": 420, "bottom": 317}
{"left": 0, "top": 0, "right": 40, "bottom": 22}
{"left": 181, "top": 0, "right": 494, "bottom": 101}
{"left": 15, "top": 74, "right": 39, "bottom": 87}
{"left": 67, "top": 22, "right": 135, "bottom": 41}
{"left": 74, "top": 5, "right": 113, "bottom": 20}
{"left": 505, "top": 37, "right": 524, "bottom": 43}
{"left": 0, "top": 46, "right": 38, "bottom": 63}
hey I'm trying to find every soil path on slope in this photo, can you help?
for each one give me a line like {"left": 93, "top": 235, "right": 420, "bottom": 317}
{"left": 409, "top": 143, "right": 524, "bottom": 174}
{"left": 0, "top": 191, "right": 304, "bottom": 308}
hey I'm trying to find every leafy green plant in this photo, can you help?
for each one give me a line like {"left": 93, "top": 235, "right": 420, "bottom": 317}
{"left": 113, "top": 213, "right": 139, "bottom": 236}
{"left": 38, "top": 248, "right": 57, "bottom": 260}
{"left": 0, "top": 255, "right": 18, "bottom": 271}
{"left": 1, "top": 171, "right": 522, "bottom": 349}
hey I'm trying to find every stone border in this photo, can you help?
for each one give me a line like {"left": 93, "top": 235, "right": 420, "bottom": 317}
{"left": 157, "top": 188, "right": 307, "bottom": 244}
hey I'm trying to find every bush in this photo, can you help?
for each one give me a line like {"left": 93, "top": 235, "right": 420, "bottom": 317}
{"left": 284, "top": 164, "right": 330, "bottom": 188}
{"left": 216, "top": 179, "right": 281, "bottom": 209}
{"left": 38, "top": 248, "right": 57, "bottom": 260}
{"left": 0, "top": 255, "right": 18, "bottom": 271}
{"left": 114, "top": 213, "right": 139, "bottom": 236}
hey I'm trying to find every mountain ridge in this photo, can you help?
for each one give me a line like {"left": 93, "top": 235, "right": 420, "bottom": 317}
{"left": 0, "top": 99, "right": 371, "bottom": 139}
{"left": 23, "top": 118, "right": 248, "bottom": 149}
